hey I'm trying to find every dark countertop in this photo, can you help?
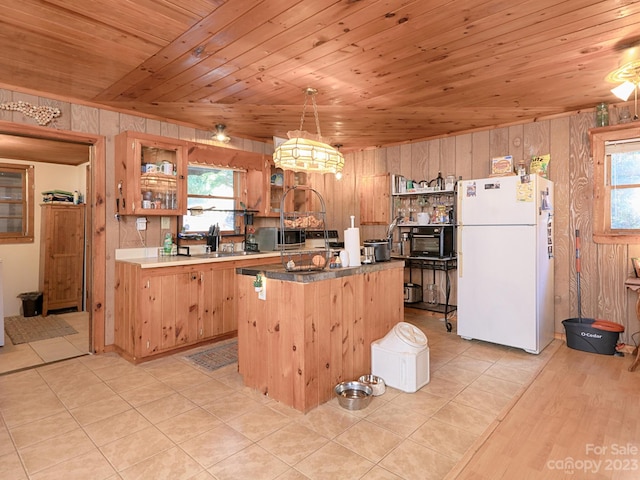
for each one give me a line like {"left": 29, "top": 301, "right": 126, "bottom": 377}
{"left": 236, "top": 260, "right": 404, "bottom": 283}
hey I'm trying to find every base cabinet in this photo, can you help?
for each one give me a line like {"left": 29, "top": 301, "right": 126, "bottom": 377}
{"left": 114, "top": 257, "right": 278, "bottom": 362}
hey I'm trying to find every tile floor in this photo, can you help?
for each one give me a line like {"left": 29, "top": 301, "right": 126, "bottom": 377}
{"left": 0, "top": 312, "right": 90, "bottom": 374}
{"left": 0, "top": 309, "right": 559, "bottom": 480}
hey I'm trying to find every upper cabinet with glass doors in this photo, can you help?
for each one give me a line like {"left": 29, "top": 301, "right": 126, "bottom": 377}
{"left": 115, "top": 131, "right": 188, "bottom": 215}
{"left": 247, "top": 159, "right": 312, "bottom": 217}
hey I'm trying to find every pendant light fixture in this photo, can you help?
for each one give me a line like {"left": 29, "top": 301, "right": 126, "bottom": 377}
{"left": 273, "top": 87, "right": 344, "bottom": 174}
{"left": 607, "top": 60, "right": 640, "bottom": 120}
{"left": 213, "top": 124, "right": 230, "bottom": 143}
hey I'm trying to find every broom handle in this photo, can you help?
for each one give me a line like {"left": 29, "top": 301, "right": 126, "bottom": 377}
{"left": 576, "top": 229, "right": 582, "bottom": 321}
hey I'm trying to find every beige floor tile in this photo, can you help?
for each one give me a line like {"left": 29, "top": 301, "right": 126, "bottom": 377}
{"left": 78, "top": 352, "right": 130, "bottom": 371}
{"left": 227, "top": 405, "right": 292, "bottom": 441}
{"left": 141, "top": 357, "right": 199, "bottom": 380}
{"left": 258, "top": 422, "right": 329, "bottom": 466}
{"left": 117, "top": 378, "right": 175, "bottom": 407}
{"left": 2, "top": 393, "right": 67, "bottom": 429}
{"left": 460, "top": 342, "right": 511, "bottom": 363}
{"left": 359, "top": 465, "right": 404, "bottom": 479}
{"left": 202, "top": 390, "right": 263, "bottom": 421}
{"left": 29, "top": 449, "right": 115, "bottom": 480}
{"left": 0, "top": 344, "right": 44, "bottom": 374}
{"left": 39, "top": 365, "right": 101, "bottom": 393}
{"left": 0, "top": 380, "right": 54, "bottom": 411}
{"left": 119, "top": 446, "right": 203, "bottom": 480}
{"left": 334, "top": 420, "right": 403, "bottom": 463}
{"left": 56, "top": 381, "right": 117, "bottom": 410}
{"left": 469, "top": 373, "right": 524, "bottom": 398}
{"left": 430, "top": 363, "right": 482, "bottom": 386}
{"left": 0, "top": 449, "right": 29, "bottom": 480}
{"left": 388, "top": 390, "right": 449, "bottom": 417}
{"left": 445, "top": 354, "right": 495, "bottom": 374}
{"left": 275, "top": 469, "right": 311, "bottom": 480}
{"left": 379, "top": 439, "right": 457, "bottom": 480}
{"left": 29, "top": 337, "right": 85, "bottom": 363}
{"left": 419, "top": 376, "right": 467, "bottom": 400}
{"left": 365, "top": 402, "right": 429, "bottom": 438}
{"left": 9, "top": 411, "right": 79, "bottom": 449}
{"left": 136, "top": 392, "right": 197, "bottom": 424}
{"left": 179, "top": 424, "right": 252, "bottom": 468}
{"left": 483, "top": 362, "right": 536, "bottom": 385}
{"left": 409, "top": 418, "right": 479, "bottom": 460}
{"left": 431, "top": 401, "right": 497, "bottom": 436}
{"left": 99, "top": 425, "right": 174, "bottom": 472}
{"left": 102, "top": 369, "right": 160, "bottom": 394}
{"left": 207, "top": 444, "right": 289, "bottom": 480}
{"left": 188, "top": 471, "right": 217, "bottom": 480}
{"left": 83, "top": 409, "right": 152, "bottom": 447}
{"left": 295, "top": 404, "right": 360, "bottom": 440}
{"left": 155, "top": 407, "right": 222, "bottom": 443}
{"left": 19, "top": 428, "right": 96, "bottom": 475}
{"left": 179, "top": 378, "right": 235, "bottom": 406}
{"left": 91, "top": 362, "right": 142, "bottom": 382}
{"left": 295, "top": 441, "right": 374, "bottom": 480}
{"left": 70, "top": 395, "right": 132, "bottom": 426}
{"left": 0, "top": 422, "right": 14, "bottom": 457}
{"left": 160, "top": 368, "right": 212, "bottom": 391}
{"left": 453, "top": 384, "right": 514, "bottom": 417}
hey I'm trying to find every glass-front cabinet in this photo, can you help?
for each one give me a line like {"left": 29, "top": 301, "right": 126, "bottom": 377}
{"left": 248, "top": 160, "right": 311, "bottom": 217}
{"left": 115, "top": 131, "right": 188, "bottom": 215}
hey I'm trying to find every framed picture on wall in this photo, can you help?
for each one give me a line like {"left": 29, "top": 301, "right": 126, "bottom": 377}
{"left": 632, "top": 258, "right": 640, "bottom": 278}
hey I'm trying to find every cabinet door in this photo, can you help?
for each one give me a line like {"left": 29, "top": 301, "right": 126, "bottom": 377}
{"left": 140, "top": 270, "right": 197, "bottom": 356}
{"left": 359, "top": 174, "right": 390, "bottom": 225}
{"left": 201, "top": 265, "right": 237, "bottom": 338}
{"left": 115, "top": 131, "right": 188, "bottom": 216}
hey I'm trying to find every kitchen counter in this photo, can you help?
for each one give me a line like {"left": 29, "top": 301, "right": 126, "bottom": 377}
{"left": 236, "top": 259, "right": 404, "bottom": 283}
{"left": 117, "top": 251, "right": 281, "bottom": 268}
{"left": 236, "top": 259, "right": 405, "bottom": 412}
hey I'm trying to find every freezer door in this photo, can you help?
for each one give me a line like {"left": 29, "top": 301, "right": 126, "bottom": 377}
{"left": 457, "top": 225, "right": 539, "bottom": 352}
{"left": 458, "top": 175, "right": 544, "bottom": 226}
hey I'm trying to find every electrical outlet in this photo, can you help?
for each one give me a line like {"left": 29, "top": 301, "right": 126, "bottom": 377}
{"left": 136, "top": 217, "right": 147, "bottom": 231}
{"left": 161, "top": 216, "right": 170, "bottom": 229}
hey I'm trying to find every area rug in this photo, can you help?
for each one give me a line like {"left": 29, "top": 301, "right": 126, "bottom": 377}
{"left": 4, "top": 315, "right": 78, "bottom": 345}
{"left": 185, "top": 340, "right": 238, "bottom": 371}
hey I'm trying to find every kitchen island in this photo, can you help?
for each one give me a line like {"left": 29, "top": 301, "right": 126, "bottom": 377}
{"left": 236, "top": 260, "right": 404, "bottom": 412}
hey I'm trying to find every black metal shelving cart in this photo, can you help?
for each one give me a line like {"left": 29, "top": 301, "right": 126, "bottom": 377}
{"left": 399, "top": 255, "right": 457, "bottom": 333}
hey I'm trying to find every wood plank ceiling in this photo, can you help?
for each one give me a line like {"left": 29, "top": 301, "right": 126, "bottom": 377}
{"left": 0, "top": 0, "right": 638, "bottom": 150}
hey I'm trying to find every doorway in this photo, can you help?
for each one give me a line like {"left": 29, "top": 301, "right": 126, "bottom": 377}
{"left": 0, "top": 120, "right": 106, "bottom": 374}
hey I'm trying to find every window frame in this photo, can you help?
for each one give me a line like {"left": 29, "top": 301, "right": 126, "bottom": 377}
{"left": 0, "top": 162, "right": 35, "bottom": 244}
{"left": 590, "top": 124, "right": 640, "bottom": 244}
{"left": 179, "top": 164, "right": 243, "bottom": 235}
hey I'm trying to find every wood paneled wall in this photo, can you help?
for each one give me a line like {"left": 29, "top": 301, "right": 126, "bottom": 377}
{"left": 1, "top": 85, "right": 638, "bottom": 347}
{"left": 325, "top": 109, "right": 640, "bottom": 344}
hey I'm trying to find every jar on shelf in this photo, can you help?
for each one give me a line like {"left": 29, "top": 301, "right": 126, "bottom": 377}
{"left": 596, "top": 103, "right": 609, "bottom": 127}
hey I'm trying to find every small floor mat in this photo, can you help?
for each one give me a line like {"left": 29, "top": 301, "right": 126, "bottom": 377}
{"left": 4, "top": 315, "right": 78, "bottom": 345}
{"left": 185, "top": 340, "right": 238, "bottom": 371}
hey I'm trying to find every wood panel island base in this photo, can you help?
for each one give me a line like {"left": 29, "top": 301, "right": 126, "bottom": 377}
{"left": 236, "top": 261, "right": 405, "bottom": 412}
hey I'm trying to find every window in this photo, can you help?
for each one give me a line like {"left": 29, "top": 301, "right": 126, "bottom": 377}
{"left": 180, "top": 165, "right": 240, "bottom": 234}
{"left": 0, "top": 163, "right": 34, "bottom": 244}
{"left": 591, "top": 126, "right": 640, "bottom": 244}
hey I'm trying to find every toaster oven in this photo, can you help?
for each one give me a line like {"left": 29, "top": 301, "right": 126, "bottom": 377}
{"left": 410, "top": 225, "right": 455, "bottom": 258}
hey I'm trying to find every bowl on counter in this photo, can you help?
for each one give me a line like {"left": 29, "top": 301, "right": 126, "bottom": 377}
{"left": 358, "top": 374, "right": 386, "bottom": 396}
{"left": 334, "top": 381, "right": 373, "bottom": 410}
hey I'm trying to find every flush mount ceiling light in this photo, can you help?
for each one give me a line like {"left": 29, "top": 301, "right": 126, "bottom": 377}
{"left": 607, "top": 60, "right": 640, "bottom": 120}
{"left": 273, "top": 87, "right": 344, "bottom": 175}
{"left": 213, "top": 124, "right": 230, "bottom": 143}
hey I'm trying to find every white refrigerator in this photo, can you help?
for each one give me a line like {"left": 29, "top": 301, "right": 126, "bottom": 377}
{"left": 456, "top": 175, "right": 554, "bottom": 354}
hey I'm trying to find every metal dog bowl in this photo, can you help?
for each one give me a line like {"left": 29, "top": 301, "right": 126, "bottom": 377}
{"left": 334, "top": 381, "right": 373, "bottom": 410}
{"left": 358, "top": 374, "right": 386, "bottom": 396}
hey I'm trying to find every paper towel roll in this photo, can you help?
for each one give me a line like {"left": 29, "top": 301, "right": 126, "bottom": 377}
{"left": 344, "top": 227, "right": 361, "bottom": 267}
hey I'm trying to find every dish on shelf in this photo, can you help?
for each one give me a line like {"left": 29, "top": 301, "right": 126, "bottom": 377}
{"left": 270, "top": 173, "right": 284, "bottom": 186}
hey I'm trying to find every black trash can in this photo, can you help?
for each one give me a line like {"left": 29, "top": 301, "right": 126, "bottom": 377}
{"left": 18, "top": 292, "right": 43, "bottom": 317}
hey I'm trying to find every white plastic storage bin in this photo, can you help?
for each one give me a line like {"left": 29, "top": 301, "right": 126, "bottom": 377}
{"left": 371, "top": 322, "right": 429, "bottom": 393}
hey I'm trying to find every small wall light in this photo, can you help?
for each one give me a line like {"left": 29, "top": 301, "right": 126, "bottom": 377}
{"left": 213, "top": 124, "right": 231, "bottom": 143}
